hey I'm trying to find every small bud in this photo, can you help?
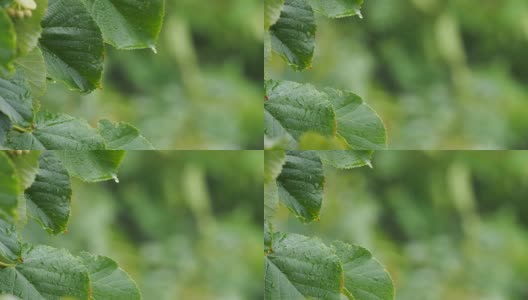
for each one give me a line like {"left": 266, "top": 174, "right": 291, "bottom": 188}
{"left": 24, "top": 9, "right": 32, "bottom": 17}
{"left": 6, "top": 8, "right": 15, "bottom": 16}
{"left": 16, "top": 10, "right": 24, "bottom": 19}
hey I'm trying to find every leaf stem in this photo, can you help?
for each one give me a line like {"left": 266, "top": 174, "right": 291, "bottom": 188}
{"left": 343, "top": 288, "right": 355, "bottom": 300}
{"left": 12, "top": 125, "right": 30, "bottom": 133}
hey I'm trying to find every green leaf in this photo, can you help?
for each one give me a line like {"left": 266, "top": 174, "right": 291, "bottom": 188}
{"left": 0, "top": 152, "right": 19, "bottom": 220}
{"left": 265, "top": 232, "right": 343, "bottom": 300}
{"left": 265, "top": 0, "right": 284, "bottom": 29}
{"left": 265, "top": 80, "right": 336, "bottom": 148}
{"left": 39, "top": 0, "right": 104, "bottom": 93}
{"left": 55, "top": 150, "right": 125, "bottom": 182}
{"left": 316, "top": 150, "right": 373, "bottom": 169}
{"left": 325, "top": 88, "right": 386, "bottom": 150}
{"left": 0, "top": 218, "right": 22, "bottom": 267}
{"left": 11, "top": 0, "right": 48, "bottom": 56}
{"left": 332, "top": 241, "right": 394, "bottom": 300}
{"left": 0, "top": 9, "right": 16, "bottom": 74}
{"left": 80, "top": 252, "right": 141, "bottom": 300}
{"left": 269, "top": 0, "right": 315, "bottom": 70}
{"left": 81, "top": 0, "right": 165, "bottom": 50}
{"left": 307, "top": 0, "right": 364, "bottom": 18}
{"left": 25, "top": 151, "right": 71, "bottom": 234}
{"left": 298, "top": 132, "right": 347, "bottom": 150}
{"left": 14, "top": 47, "right": 46, "bottom": 97}
{"left": 264, "top": 150, "right": 285, "bottom": 184}
{"left": 264, "top": 181, "right": 279, "bottom": 221}
{"left": 276, "top": 151, "right": 324, "bottom": 222}
{"left": 8, "top": 150, "right": 40, "bottom": 189}
{"left": 0, "top": 70, "right": 34, "bottom": 126}
{"left": 0, "top": 245, "right": 91, "bottom": 300}
{"left": 0, "top": 113, "right": 10, "bottom": 146}
{"left": 6, "top": 111, "right": 106, "bottom": 150}
{"left": 98, "top": 119, "right": 154, "bottom": 150}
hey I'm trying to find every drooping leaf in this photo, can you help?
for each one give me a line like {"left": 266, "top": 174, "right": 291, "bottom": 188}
{"left": 0, "top": 70, "right": 34, "bottom": 126}
{"left": 81, "top": 0, "right": 165, "bottom": 50}
{"left": 14, "top": 47, "right": 46, "bottom": 97}
{"left": 39, "top": 0, "right": 104, "bottom": 93}
{"left": 307, "top": 0, "right": 364, "bottom": 18}
{"left": 269, "top": 0, "right": 315, "bottom": 70}
{"left": 6, "top": 111, "right": 106, "bottom": 150}
{"left": 8, "top": 150, "right": 40, "bottom": 189}
{"left": 0, "top": 152, "right": 19, "bottom": 220}
{"left": 325, "top": 88, "right": 386, "bottom": 150}
{"left": 316, "top": 150, "right": 373, "bottom": 169}
{"left": 0, "top": 9, "right": 16, "bottom": 74}
{"left": 276, "top": 151, "right": 324, "bottom": 222}
{"left": 80, "top": 252, "right": 141, "bottom": 300}
{"left": 55, "top": 150, "right": 125, "bottom": 182}
{"left": 332, "top": 241, "right": 394, "bottom": 300}
{"left": 0, "top": 245, "right": 91, "bottom": 300}
{"left": 265, "top": 0, "right": 284, "bottom": 29}
{"left": 11, "top": 0, "right": 48, "bottom": 55}
{"left": 265, "top": 80, "right": 336, "bottom": 148}
{"left": 25, "top": 151, "right": 71, "bottom": 234}
{"left": 265, "top": 232, "right": 343, "bottom": 300}
{"left": 98, "top": 119, "right": 154, "bottom": 150}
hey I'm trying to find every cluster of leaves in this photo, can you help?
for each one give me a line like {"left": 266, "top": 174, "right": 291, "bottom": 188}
{"left": 264, "top": 150, "right": 394, "bottom": 299}
{"left": 264, "top": 0, "right": 386, "bottom": 150}
{"left": 0, "top": 150, "right": 140, "bottom": 299}
{"left": 0, "top": 0, "right": 163, "bottom": 150}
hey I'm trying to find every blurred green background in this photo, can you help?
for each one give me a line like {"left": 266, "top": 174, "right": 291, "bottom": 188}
{"left": 22, "top": 151, "right": 263, "bottom": 300}
{"left": 274, "top": 151, "right": 528, "bottom": 299}
{"left": 266, "top": 0, "right": 528, "bottom": 149}
{"left": 40, "top": 0, "right": 263, "bottom": 150}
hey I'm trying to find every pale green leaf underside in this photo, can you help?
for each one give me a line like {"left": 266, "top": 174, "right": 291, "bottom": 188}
{"left": 11, "top": 0, "right": 48, "bottom": 56}
{"left": 0, "top": 218, "right": 21, "bottom": 266}
{"left": 264, "top": 181, "right": 279, "bottom": 221}
{"left": 307, "top": 0, "right": 363, "bottom": 18}
{"left": 80, "top": 253, "right": 141, "bottom": 300}
{"left": 55, "top": 150, "right": 125, "bottom": 182}
{"left": 25, "top": 151, "right": 71, "bottom": 234}
{"left": 332, "top": 241, "right": 394, "bottom": 300}
{"left": 14, "top": 47, "right": 47, "bottom": 97}
{"left": 316, "top": 150, "right": 373, "bottom": 169}
{"left": 6, "top": 111, "right": 105, "bottom": 150}
{"left": 0, "top": 9, "right": 16, "bottom": 73}
{"left": 325, "top": 88, "right": 386, "bottom": 150}
{"left": 8, "top": 150, "right": 40, "bottom": 189}
{"left": 265, "top": 80, "right": 336, "bottom": 149}
{"left": 39, "top": 0, "right": 104, "bottom": 94}
{"left": 276, "top": 151, "right": 324, "bottom": 222}
{"left": 264, "top": 150, "right": 285, "bottom": 184}
{"left": 270, "top": 0, "right": 315, "bottom": 70}
{"left": 0, "top": 153, "right": 19, "bottom": 223}
{"left": 265, "top": 0, "right": 284, "bottom": 29}
{"left": 265, "top": 233, "right": 343, "bottom": 300}
{"left": 98, "top": 119, "right": 154, "bottom": 150}
{"left": 82, "top": 0, "right": 165, "bottom": 50}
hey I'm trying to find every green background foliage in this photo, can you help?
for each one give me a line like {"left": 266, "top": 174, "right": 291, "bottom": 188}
{"left": 266, "top": 0, "right": 528, "bottom": 149}
{"left": 38, "top": 0, "right": 263, "bottom": 150}
{"left": 274, "top": 151, "right": 528, "bottom": 299}
{"left": 20, "top": 151, "right": 263, "bottom": 299}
